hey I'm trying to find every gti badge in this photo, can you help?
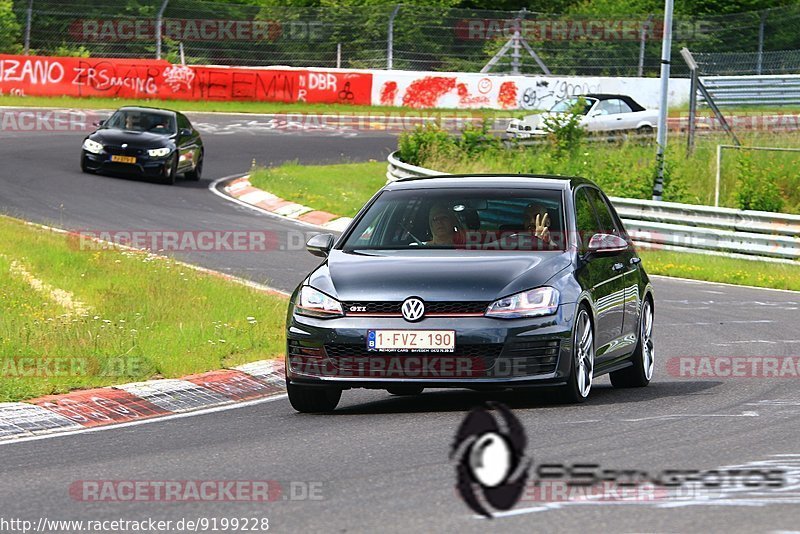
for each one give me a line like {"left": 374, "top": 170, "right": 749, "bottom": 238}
{"left": 401, "top": 297, "right": 425, "bottom": 322}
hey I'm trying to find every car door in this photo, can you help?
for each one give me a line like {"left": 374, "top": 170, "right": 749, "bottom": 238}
{"left": 573, "top": 187, "right": 625, "bottom": 363}
{"left": 596, "top": 189, "right": 644, "bottom": 348}
{"left": 585, "top": 187, "right": 640, "bottom": 357}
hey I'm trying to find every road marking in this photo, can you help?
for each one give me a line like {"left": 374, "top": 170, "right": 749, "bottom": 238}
{"left": 621, "top": 412, "right": 758, "bottom": 422}
{"left": 0, "top": 393, "right": 287, "bottom": 447}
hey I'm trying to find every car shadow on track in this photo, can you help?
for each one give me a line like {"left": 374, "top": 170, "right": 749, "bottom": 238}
{"left": 331, "top": 380, "right": 722, "bottom": 415}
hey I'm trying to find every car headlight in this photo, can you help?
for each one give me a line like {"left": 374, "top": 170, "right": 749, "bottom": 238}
{"left": 295, "top": 286, "right": 344, "bottom": 318}
{"left": 485, "top": 287, "right": 559, "bottom": 319}
{"left": 147, "top": 147, "right": 171, "bottom": 158}
{"left": 82, "top": 139, "right": 103, "bottom": 154}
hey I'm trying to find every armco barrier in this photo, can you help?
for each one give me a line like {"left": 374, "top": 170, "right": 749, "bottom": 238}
{"left": 0, "top": 54, "right": 373, "bottom": 104}
{"left": 386, "top": 151, "right": 800, "bottom": 263}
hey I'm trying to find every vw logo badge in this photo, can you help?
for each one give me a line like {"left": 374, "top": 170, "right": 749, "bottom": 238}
{"left": 121, "top": 143, "right": 128, "bottom": 149}
{"left": 401, "top": 297, "right": 425, "bottom": 322}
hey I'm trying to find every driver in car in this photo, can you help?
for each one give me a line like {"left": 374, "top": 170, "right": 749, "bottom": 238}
{"left": 523, "top": 201, "right": 551, "bottom": 244}
{"left": 427, "top": 203, "right": 464, "bottom": 246}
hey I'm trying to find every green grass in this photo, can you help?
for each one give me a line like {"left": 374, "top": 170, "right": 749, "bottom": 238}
{"left": 249, "top": 160, "right": 387, "bottom": 217}
{"left": 639, "top": 249, "right": 800, "bottom": 291}
{"left": 417, "top": 131, "right": 800, "bottom": 213}
{"left": 0, "top": 94, "right": 519, "bottom": 119}
{"left": 0, "top": 215, "right": 288, "bottom": 402}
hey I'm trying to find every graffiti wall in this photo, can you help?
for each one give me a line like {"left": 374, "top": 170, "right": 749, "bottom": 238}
{"left": 372, "top": 71, "right": 691, "bottom": 110}
{"left": 0, "top": 54, "right": 690, "bottom": 110}
{"left": 0, "top": 54, "right": 373, "bottom": 105}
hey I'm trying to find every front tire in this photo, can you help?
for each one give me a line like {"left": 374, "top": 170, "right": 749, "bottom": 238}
{"left": 185, "top": 153, "right": 203, "bottom": 181}
{"left": 161, "top": 153, "right": 178, "bottom": 185}
{"left": 80, "top": 153, "right": 95, "bottom": 174}
{"left": 287, "top": 383, "right": 341, "bottom": 413}
{"left": 560, "top": 306, "right": 594, "bottom": 403}
{"left": 611, "top": 297, "right": 654, "bottom": 388}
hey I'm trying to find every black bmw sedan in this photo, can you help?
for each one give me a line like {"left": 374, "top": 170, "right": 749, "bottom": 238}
{"left": 286, "top": 175, "right": 655, "bottom": 412}
{"left": 80, "top": 106, "right": 203, "bottom": 184}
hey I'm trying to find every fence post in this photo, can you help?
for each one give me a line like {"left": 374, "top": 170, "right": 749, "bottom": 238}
{"left": 387, "top": 5, "right": 400, "bottom": 69}
{"left": 652, "top": 0, "right": 675, "bottom": 202}
{"left": 155, "top": 0, "right": 169, "bottom": 60}
{"left": 638, "top": 14, "right": 653, "bottom": 77}
{"left": 756, "top": 10, "right": 767, "bottom": 75}
{"left": 337, "top": 43, "right": 342, "bottom": 68}
{"left": 23, "top": 0, "right": 33, "bottom": 55}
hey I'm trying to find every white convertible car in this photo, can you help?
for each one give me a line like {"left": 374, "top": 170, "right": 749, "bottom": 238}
{"left": 506, "top": 94, "right": 658, "bottom": 139}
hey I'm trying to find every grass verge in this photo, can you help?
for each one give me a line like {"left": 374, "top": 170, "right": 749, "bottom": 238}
{"left": 245, "top": 160, "right": 800, "bottom": 292}
{"left": 0, "top": 94, "right": 518, "bottom": 119}
{"left": 249, "top": 160, "right": 387, "bottom": 217}
{"left": 0, "top": 215, "right": 287, "bottom": 402}
{"left": 638, "top": 249, "right": 800, "bottom": 291}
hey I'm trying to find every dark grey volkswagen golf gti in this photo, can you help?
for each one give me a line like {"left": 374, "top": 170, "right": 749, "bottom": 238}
{"left": 286, "top": 174, "right": 654, "bottom": 412}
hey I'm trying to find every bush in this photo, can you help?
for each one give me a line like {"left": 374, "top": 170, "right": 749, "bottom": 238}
{"left": 397, "top": 122, "right": 455, "bottom": 166}
{"left": 734, "top": 153, "right": 784, "bottom": 212}
{"left": 541, "top": 97, "right": 588, "bottom": 156}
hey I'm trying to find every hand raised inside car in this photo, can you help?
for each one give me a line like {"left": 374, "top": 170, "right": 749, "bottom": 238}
{"left": 533, "top": 212, "right": 550, "bottom": 243}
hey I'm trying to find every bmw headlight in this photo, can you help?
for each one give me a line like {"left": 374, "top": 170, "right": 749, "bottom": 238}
{"left": 295, "top": 286, "right": 343, "bottom": 318}
{"left": 82, "top": 139, "right": 103, "bottom": 154}
{"left": 147, "top": 147, "right": 171, "bottom": 158}
{"left": 485, "top": 287, "right": 559, "bottom": 319}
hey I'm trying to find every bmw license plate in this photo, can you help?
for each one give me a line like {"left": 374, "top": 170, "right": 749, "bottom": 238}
{"left": 111, "top": 155, "right": 136, "bottom": 164}
{"left": 367, "top": 330, "right": 455, "bottom": 352}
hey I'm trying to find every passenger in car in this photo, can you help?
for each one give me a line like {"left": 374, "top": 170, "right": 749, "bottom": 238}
{"left": 523, "top": 201, "right": 551, "bottom": 243}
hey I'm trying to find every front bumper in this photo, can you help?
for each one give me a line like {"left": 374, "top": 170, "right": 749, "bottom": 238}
{"left": 285, "top": 305, "right": 575, "bottom": 390}
{"left": 82, "top": 150, "right": 171, "bottom": 177}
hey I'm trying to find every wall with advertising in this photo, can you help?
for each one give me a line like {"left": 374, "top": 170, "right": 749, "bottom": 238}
{"left": 0, "top": 54, "right": 689, "bottom": 110}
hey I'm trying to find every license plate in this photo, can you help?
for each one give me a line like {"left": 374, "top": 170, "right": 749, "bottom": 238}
{"left": 111, "top": 155, "right": 136, "bottom": 164}
{"left": 367, "top": 330, "right": 455, "bottom": 352}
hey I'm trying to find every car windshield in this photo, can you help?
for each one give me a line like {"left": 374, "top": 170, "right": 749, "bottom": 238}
{"left": 342, "top": 188, "right": 566, "bottom": 252}
{"left": 105, "top": 110, "right": 177, "bottom": 134}
{"left": 549, "top": 97, "right": 596, "bottom": 115}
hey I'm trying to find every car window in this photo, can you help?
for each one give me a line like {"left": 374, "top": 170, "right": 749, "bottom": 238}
{"left": 618, "top": 99, "right": 633, "bottom": 114}
{"left": 594, "top": 99, "right": 622, "bottom": 115}
{"left": 574, "top": 188, "right": 601, "bottom": 253}
{"left": 342, "top": 188, "right": 565, "bottom": 251}
{"left": 550, "top": 97, "right": 596, "bottom": 115}
{"left": 105, "top": 110, "right": 176, "bottom": 134}
{"left": 586, "top": 188, "right": 620, "bottom": 235}
{"left": 177, "top": 113, "right": 191, "bottom": 131}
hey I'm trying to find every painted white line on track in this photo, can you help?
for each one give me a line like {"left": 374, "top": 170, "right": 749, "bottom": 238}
{"left": 650, "top": 274, "right": 800, "bottom": 295}
{"left": 0, "top": 393, "right": 287, "bottom": 447}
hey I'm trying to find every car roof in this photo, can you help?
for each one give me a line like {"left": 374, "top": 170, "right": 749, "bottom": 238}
{"left": 582, "top": 94, "right": 646, "bottom": 111}
{"left": 117, "top": 106, "right": 177, "bottom": 116}
{"left": 386, "top": 173, "right": 597, "bottom": 191}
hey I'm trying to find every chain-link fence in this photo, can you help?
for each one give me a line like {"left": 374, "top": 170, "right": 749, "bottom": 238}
{"left": 6, "top": 1, "right": 800, "bottom": 76}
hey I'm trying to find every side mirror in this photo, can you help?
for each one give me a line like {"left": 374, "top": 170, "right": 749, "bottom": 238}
{"left": 587, "top": 233, "right": 628, "bottom": 255}
{"left": 180, "top": 128, "right": 192, "bottom": 137}
{"left": 93, "top": 119, "right": 106, "bottom": 127}
{"left": 306, "top": 233, "right": 335, "bottom": 257}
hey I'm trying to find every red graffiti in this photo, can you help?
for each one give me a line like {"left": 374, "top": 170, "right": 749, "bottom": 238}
{"left": 498, "top": 81, "right": 518, "bottom": 109}
{"left": 379, "top": 81, "right": 398, "bottom": 106}
{"left": 401, "top": 76, "right": 456, "bottom": 108}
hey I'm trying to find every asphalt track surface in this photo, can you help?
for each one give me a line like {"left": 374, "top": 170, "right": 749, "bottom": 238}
{"left": 1, "top": 110, "right": 799, "bottom": 533}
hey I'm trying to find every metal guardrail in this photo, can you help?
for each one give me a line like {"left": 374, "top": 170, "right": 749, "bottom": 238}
{"left": 386, "top": 151, "right": 800, "bottom": 263}
{"left": 699, "top": 75, "right": 800, "bottom": 107}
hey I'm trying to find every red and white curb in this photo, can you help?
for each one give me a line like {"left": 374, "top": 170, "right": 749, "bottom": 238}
{"left": 223, "top": 176, "right": 353, "bottom": 232}
{"left": 0, "top": 360, "right": 286, "bottom": 442}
